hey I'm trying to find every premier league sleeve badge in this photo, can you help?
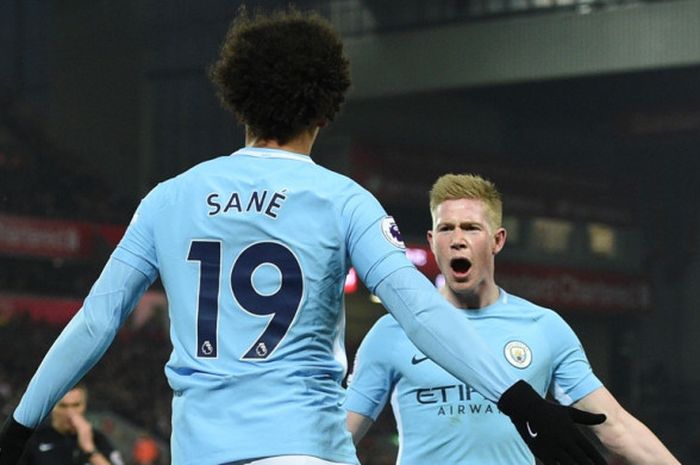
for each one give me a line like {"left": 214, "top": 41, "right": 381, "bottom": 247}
{"left": 380, "top": 216, "right": 406, "bottom": 249}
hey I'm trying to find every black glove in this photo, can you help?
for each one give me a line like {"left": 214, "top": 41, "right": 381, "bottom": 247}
{"left": 498, "top": 380, "right": 607, "bottom": 465}
{"left": 0, "top": 416, "right": 33, "bottom": 465}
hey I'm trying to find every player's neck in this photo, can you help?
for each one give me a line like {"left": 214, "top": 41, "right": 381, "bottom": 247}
{"left": 245, "top": 126, "right": 320, "bottom": 156}
{"left": 442, "top": 282, "right": 500, "bottom": 310}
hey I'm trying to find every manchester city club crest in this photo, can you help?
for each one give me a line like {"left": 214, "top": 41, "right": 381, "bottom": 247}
{"left": 504, "top": 340, "right": 532, "bottom": 369}
{"left": 380, "top": 216, "right": 406, "bottom": 249}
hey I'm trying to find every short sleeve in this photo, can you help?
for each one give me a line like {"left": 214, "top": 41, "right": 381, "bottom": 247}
{"left": 546, "top": 313, "right": 603, "bottom": 405}
{"left": 344, "top": 318, "right": 397, "bottom": 420}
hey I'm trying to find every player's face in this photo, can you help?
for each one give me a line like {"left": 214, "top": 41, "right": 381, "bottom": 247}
{"left": 427, "top": 198, "right": 505, "bottom": 307}
{"left": 51, "top": 388, "right": 87, "bottom": 434}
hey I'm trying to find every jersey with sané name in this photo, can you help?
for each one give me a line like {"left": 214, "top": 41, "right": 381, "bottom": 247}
{"left": 14, "top": 147, "right": 519, "bottom": 465}
{"left": 113, "top": 147, "right": 403, "bottom": 465}
{"left": 344, "top": 289, "right": 602, "bottom": 465}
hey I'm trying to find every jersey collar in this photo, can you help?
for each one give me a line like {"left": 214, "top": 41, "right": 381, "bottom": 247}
{"left": 232, "top": 147, "right": 316, "bottom": 164}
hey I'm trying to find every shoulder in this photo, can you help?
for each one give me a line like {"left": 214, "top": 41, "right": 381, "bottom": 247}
{"left": 498, "top": 291, "right": 581, "bottom": 346}
{"left": 180, "top": 153, "right": 232, "bottom": 175}
{"left": 370, "top": 314, "right": 403, "bottom": 334}
{"left": 31, "top": 425, "right": 60, "bottom": 441}
{"left": 503, "top": 291, "right": 567, "bottom": 325}
{"left": 310, "top": 164, "right": 375, "bottom": 201}
{"left": 159, "top": 154, "right": 231, "bottom": 193}
{"left": 352, "top": 314, "right": 407, "bottom": 378}
{"left": 358, "top": 315, "right": 404, "bottom": 354}
{"left": 136, "top": 176, "right": 178, "bottom": 212}
{"left": 504, "top": 292, "right": 582, "bottom": 355}
{"left": 280, "top": 160, "right": 379, "bottom": 201}
{"left": 24, "top": 426, "right": 62, "bottom": 455}
{"left": 138, "top": 155, "right": 231, "bottom": 208}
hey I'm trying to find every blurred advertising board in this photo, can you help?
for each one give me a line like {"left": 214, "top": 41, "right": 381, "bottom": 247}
{"left": 0, "top": 214, "right": 124, "bottom": 260}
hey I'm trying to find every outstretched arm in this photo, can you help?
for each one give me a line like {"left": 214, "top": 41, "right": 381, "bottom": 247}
{"left": 574, "top": 387, "right": 680, "bottom": 464}
{"left": 12, "top": 257, "right": 154, "bottom": 428}
{"left": 0, "top": 256, "right": 154, "bottom": 465}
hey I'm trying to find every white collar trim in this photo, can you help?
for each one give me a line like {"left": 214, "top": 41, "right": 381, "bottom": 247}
{"left": 233, "top": 147, "right": 315, "bottom": 164}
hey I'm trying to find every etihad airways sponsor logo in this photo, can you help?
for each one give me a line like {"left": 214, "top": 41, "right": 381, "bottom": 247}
{"left": 436, "top": 403, "right": 501, "bottom": 416}
{"left": 415, "top": 383, "right": 505, "bottom": 416}
{"left": 415, "top": 383, "right": 480, "bottom": 404}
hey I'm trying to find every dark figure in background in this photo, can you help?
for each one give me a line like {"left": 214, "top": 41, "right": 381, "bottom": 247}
{"left": 19, "top": 385, "right": 123, "bottom": 465}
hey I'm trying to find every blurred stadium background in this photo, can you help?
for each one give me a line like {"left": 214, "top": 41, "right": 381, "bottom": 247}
{"left": 1, "top": 0, "right": 700, "bottom": 463}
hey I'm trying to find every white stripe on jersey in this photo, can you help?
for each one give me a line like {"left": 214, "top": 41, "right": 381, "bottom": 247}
{"left": 234, "top": 147, "right": 316, "bottom": 163}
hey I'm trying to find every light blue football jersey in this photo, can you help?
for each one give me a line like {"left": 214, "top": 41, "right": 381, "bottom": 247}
{"left": 14, "top": 147, "right": 520, "bottom": 465}
{"left": 112, "top": 147, "right": 409, "bottom": 465}
{"left": 344, "top": 289, "right": 602, "bottom": 465}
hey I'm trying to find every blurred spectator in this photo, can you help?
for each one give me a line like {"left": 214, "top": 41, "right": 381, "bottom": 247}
{"left": 19, "top": 385, "right": 125, "bottom": 465}
{"left": 0, "top": 315, "right": 171, "bottom": 442}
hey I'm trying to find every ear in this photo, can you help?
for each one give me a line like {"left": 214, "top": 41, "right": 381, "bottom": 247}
{"left": 492, "top": 227, "right": 507, "bottom": 255}
{"left": 317, "top": 119, "right": 328, "bottom": 129}
{"left": 427, "top": 230, "right": 436, "bottom": 255}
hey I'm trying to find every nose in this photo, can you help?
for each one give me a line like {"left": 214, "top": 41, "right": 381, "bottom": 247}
{"left": 65, "top": 405, "right": 81, "bottom": 416}
{"left": 449, "top": 229, "right": 467, "bottom": 249}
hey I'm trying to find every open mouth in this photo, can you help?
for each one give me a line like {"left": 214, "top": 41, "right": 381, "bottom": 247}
{"left": 450, "top": 258, "right": 472, "bottom": 274}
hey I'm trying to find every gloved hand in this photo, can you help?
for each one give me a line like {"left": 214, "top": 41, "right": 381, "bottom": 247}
{"left": 0, "top": 416, "right": 33, "bottom": 465}
{"left": 498, "top": 380, "right": 607, "bottom": 465}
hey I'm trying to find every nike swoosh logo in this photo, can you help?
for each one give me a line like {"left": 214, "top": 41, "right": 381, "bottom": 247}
{"left": 411, "top": 355, "right": 429, "bottom": 365}
{"left": 526, "top": 421, "right": 538, "bottom": 438}
{"left": 38, "top": 443, "right": 55, "bottom": 452}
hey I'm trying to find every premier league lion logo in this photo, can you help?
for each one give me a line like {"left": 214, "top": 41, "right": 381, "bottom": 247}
{"left": 389, "top": 223, "right": 403, "bottom": 243}
{"left": 381, "top": 216, "right": 406, "bottom": 249}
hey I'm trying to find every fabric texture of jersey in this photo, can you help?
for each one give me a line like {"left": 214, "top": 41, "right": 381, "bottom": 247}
{"left": 18, "top": 424, "right": 122, "bottom": 465}
{"left": 344, "top": 289, "right": 602, "bottom": 465}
